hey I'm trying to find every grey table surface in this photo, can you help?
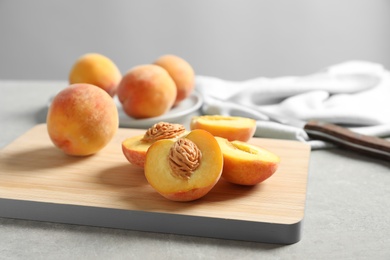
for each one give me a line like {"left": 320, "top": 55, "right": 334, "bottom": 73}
{"left": 1, "top": 81, "right": 389, "bottom": 260}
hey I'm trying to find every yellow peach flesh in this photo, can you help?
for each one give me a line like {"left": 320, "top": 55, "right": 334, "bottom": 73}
{"left": 216, "top": 137, "right": 280, "bottom": 185}
{"left": 190, "top": 115, "right": 256, "bottom": 142}
{"left": 145, "top": 129, "right": 223, "bottom": 201}
{"left": 121, "top": 134, "right": 150, "bottom": 167}
{"left": 122, "top": 122, "right": 188, "bottom": 168}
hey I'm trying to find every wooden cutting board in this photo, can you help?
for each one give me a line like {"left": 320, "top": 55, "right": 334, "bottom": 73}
{"left": 0, "top": 124, "right": 311, "bottom": 244}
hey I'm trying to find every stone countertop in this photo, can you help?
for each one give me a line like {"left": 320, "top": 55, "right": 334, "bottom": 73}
{"left": 1, "top": 81, "right": 389, "bottom": 259}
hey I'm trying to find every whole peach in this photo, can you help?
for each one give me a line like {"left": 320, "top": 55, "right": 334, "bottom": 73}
{"left": 69, "top": 53, "right": 122, "bottom": 97}
{"left": 47, "top": 83, "right": 119, "bottom": 156}
{"left": 153, "top": 54, "right": 195, "bottom": 106}
{"left": 117, "top": 64, "right": 177, "bottom": 119}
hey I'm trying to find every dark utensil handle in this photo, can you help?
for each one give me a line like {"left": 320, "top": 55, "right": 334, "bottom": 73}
{"left": 304, "top": 121, "right": 390, "bottom": 161}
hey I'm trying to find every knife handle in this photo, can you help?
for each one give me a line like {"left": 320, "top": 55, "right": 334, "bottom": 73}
{"left": 304, "top": 121, "right": 390, "bottom": 161}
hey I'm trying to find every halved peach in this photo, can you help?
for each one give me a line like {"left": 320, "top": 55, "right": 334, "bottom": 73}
{"left": 144, "top": 129, "right": 223, "bottom": 201}
{"left": 122, "top": 122, "right": 187, "bottom": 168}
{"left": 190, "top": 115, "right": 256, "bottom": 142}
{"left": 216, "top": 137, "right": 280, "bottom": 186}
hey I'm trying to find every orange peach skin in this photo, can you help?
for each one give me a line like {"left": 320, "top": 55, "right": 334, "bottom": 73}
{"left": 117, "top": 64, "right": 177, "bottom": 119}
{"left": 216, "top": 137, "right": 280, "bottom": 185}
{"left": 69, "top": 53, "right": 122, "bottom": 97}
{"left": 144, "top": 130, "right": 223, "bottom": 201}
{"left": 190, "top": 115, "right": 256, "bottom": 142}
{"left": 154, "top": 54, "right": 195, "bottom": 106}
{"left": 47, "top": 83, "right": 119, "bottom": 156}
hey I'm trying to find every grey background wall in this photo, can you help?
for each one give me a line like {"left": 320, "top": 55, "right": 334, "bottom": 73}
{"left": 1, "top": 0, "right": 389, "bottom": 81}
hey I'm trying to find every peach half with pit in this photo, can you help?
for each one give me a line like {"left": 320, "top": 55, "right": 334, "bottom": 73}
{"left": 69, "top": 53, "right": 122, "bottom": 97}
{"left": 190, "top": 115, "right": 256, "bottom": 142}
{"left": 215, "top": 137, "right": 280, "bottom": 186}
{"left": 47, "top": 83, "right": 119, "bottom": 156}
{"left": 122, "top": 122, "right": 187, "bottom": 168}
{"left": 144, "top": 129, "right": 223, "bottom": 202}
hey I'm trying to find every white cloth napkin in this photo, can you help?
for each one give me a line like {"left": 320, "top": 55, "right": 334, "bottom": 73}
{"left": 195, "top": 61, "right": 390, "bottom": 149}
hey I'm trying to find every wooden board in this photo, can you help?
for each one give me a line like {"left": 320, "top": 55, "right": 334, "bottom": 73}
{"left": 0, "top": 124, "right": 311, "bottom": 244}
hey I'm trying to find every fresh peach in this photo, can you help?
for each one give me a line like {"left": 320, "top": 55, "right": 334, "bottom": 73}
{"left": 153, "top": 54, "right": 195, "bottom": 106}
{"left": 144, "top": 129, "right": 223, "bottom": 201}
{"left": 117, "top": 64, "right": 177, "bottom": 119}
{"left": 69, "top": 53, "right": 122, "bottom": 97}
{"left": 47, "top": 83, "right": 119, "bottom": 156}
{"left": 122, "top": 122, "right": 188, "bottom": 168}
{"left": 216, "top": 137, "right": 280, "bottom": 185}
{"left": 190, "top": 115, "right": 257, "bottom": 142}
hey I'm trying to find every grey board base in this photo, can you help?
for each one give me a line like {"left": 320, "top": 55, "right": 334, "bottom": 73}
{"left": 0, "top": 198, "right": 303, "bottom": 245}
